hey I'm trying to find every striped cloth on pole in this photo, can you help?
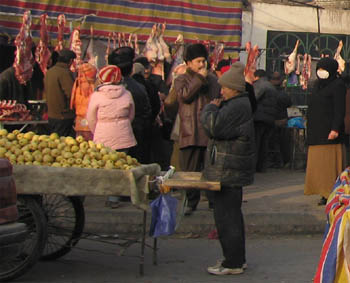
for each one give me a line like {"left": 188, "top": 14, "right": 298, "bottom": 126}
{"left": 314, "top": 167, "right": 350, "bottom": 283}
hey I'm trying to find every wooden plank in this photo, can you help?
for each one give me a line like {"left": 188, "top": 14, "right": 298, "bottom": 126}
{"left": 171, "top": 171, "right": 202, "bottom": 181}
{"left": 163, "top": 179, "right": 220, "bottom": 191}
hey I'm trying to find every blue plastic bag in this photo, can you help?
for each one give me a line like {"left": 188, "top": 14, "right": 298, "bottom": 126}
{"left": 149, "top": 194, "right": 178, "bottom": 238}
{"left": 288, "top": 117, "right": 305, "bottom": 129}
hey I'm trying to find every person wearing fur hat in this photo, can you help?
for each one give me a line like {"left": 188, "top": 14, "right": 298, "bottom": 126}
{"left": 173, "top": 43, "right": 221, "bottom": 215}
{"left": 304, "top": 57, "right": 346, "bottom": 205}
{"left": 200, "top": 61, "right": 255, "bottom": 275}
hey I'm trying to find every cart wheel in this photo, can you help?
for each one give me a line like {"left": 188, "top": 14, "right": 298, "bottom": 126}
{"left": 40, "top": 195, "right": 85, "bottom": 260}
{"left": 0, "top": 196, "right": 47, "bottom": 282}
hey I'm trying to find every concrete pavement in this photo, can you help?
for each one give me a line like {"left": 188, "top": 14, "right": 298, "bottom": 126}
{"left": 83, "top": 168, "right": 327, "bottom": 237}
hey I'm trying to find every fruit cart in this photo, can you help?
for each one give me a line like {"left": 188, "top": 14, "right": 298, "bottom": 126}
{"left": 1, "top": 163, "right": 161, "bottom": 282}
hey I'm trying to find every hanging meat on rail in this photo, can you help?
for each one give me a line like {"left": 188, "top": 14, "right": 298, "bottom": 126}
{"left": 158, "top": 23, "right": 171, "bottom": 63}
{"left": 296, "top": 54, "right": 302, "bottom": 75}
{"left": 69, "top": 27, "right": 82, "bottom": 73}
{"left": 299, "top": 54, "right": 312, "bottom": 90}
{"left": 13, "top": 10, "right": 35, "bottom": 85}
{"left": 244, "top": 41, "right": 259, "bottom": 84}
{"left": 210, "top": 41, "right": 225, "bottom": 71}
{"left": 35, "top": 14, "right": 51, "bottom": 75}
{"left": 284, "top": 40, "right": 300, "bottom": 75}
{"left": 55, "top": 14, "right": 66, "bottom": 52}
{"left": 105, "top": 32, "right": 112, "bottom": 65}
{"left": 143, "top": 24, "right": 159, "bottom": 63}
{"left": 84, "top": 26, "right": 98, "bottom": 68}
{"left": 334, "top": 40, "right": 345, "bottom": 74}
{"left": 166, "top": 34, "right": 185, "bottom": 86}
{"left": 134, "top": 34, "right": 140, "bottom": 55}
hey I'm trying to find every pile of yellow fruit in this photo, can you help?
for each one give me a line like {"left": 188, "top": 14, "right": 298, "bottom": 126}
{"left": 0, "top": 129, "right": 140, "bottom": 170}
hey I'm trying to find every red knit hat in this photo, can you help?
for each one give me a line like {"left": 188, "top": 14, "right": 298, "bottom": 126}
{"left": 98, "top": 65, "right": 122, "bottom": 84}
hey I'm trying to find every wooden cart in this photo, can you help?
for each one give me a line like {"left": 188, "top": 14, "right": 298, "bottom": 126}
{"left": 11, "top": 163, "right": 161, "bottom": 278}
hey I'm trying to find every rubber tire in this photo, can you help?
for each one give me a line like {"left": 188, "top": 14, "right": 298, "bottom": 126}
{"left": 0, "top": 196, "right": 47, "bottom": 282}
{"left": 40, "top": 195, "right": 85, "bottom": 261}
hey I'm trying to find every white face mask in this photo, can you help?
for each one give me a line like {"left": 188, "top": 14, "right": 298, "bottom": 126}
{"left": 317, "top": 69, "right": 329, "bottom": 79}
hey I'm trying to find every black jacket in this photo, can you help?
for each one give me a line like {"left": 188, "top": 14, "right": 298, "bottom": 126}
{"left": 132, "top": 74, "right": 161, "bottom": 122}
{"left": 200, "top": 93, "right": 255, "bottom": 187}
{"left": 307, "top": 78, "right": 346, "bottom": 145}
{"left": 253, "top": 77, "right": 278, "bottom": 125}
{"left": 0, "top": 66, "right": 33, "bottom": 105}
{"left": 275, "top": 86, "right": 292, "bottom": 120}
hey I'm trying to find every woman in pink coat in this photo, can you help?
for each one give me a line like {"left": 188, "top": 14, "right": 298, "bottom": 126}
{"left": 87, "top": 65, "right": 136, "bottom": 151}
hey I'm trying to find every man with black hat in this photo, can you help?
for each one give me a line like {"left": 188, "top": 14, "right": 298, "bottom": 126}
{"left": 44, "top": 49, "right": 76, "bottom": 137}
{"left": 173, "top": 43, "right": 221, "bottom": 215}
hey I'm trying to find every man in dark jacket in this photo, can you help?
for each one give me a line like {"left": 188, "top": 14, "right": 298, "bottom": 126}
{"left": 269, "top": 71, "right": 292, "bottom": 167}
{"left": 0, "top": 66, "right": 33, "bottom": 104}
{"left": 253, "top": 69, "right": 278, "bottom": 172}
{"left": 44, "top": 49, "right": 76, "bottom": 137}
{"left": 174, "top": 43, "right": 221, "bottom": 215}
{"left": 201, "top": 62, "right": 255, "bottom": 276}
{"left": 108, "top": 47, "right": 152, "bottom": 164}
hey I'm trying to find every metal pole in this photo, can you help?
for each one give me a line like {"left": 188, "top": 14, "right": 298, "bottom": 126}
{"left": 140, "top": 210, "right": 147, "bottom": 276}
{"left": 153, "top": 238, "right": 158, "bottom": 265}
{"left": 316, "top": 7, "right": 321, "bottom": 56}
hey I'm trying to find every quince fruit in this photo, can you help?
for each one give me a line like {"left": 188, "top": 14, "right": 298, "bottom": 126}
{"left": 65, "top": 137, "right": 77, "bottom": 146}
{"left": 76, "top": 135, "right": 85, "bottom": 143}
{"left": 43, "top": 154, "right": 53, "bottom": 164}
{"left": 0, "top": 129, "right": 8, "bottom": 136}
{"left": 79, "top": 141, "right": 89, "bottom": 150}
{"left": 23, "top": 132, "right": 35, "bottom": 140}
{"left": 51, "top": 149, "right": 61, "bottom": 158}
{"left": 7, "top": 133, "right": 15, "bottom": 141}
{"left": 0, "top": 147, "right": 6, "bottom": 157}
{"left": 49, "top": 133, "right": 59, "bottom": 140}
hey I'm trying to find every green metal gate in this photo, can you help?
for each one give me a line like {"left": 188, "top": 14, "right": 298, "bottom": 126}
{"left": 266, "top": 31, "right": 349, "bottom": 105}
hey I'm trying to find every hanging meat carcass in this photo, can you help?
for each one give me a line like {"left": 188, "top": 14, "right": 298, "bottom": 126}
{"left": 284, "top": 40, "right": 300, "bottom": 75}
{"left": 55, "top": 14, "right": 66, "bottom": 52}
{"left": 134, "top": 34, "right": 140, "bottom": 55}
{"left": 210, "top": 41, "right": 225, "bottom": 71}
{"left": 299, "top": 54, "right": 312, "bottom": 90}
{"left": 296, "top": 54, "right": 302, "bottom": 76}
{"left": 84, "top": 26, "right": 98, "bottom": 68}
{"left": 35, "top": 14, "right": 51, "bottom": 75}
{"left": 158, "top": 23, "right": 171, "bottom": 63}
{"left": 13, "top": 10, "right": 35, "bottom": 85}
{"left": 334, "top": 40, "right": 345, "bottom": 74}
{"left": 69, "top": 27, "right": 82, "bottom": 73}
{"left": 143, "top": 24, "right": 159, "bottom": 63}
{"left": 244, "top": 42, "right": 259, "bottom": 84}
{"left": 166, "top": 34, "right": 185, "bottom": 86}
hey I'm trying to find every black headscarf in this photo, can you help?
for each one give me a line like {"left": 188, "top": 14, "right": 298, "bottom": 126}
{"left": 315, "top": 57, "right": 339, "bottom": 89}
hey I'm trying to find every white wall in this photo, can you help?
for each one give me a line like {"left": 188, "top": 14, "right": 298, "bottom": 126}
{"left": 241, "top": 2, "right": 350, "bottom": 69}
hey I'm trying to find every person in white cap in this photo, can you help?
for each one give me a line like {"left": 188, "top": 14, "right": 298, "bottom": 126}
{"left": 201, "top": 61, "right": 255, "bottom": 275}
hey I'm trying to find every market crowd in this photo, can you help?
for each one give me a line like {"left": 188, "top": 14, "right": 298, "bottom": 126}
{"left": 0, "top": 34, "right": 349, "bottom": 276}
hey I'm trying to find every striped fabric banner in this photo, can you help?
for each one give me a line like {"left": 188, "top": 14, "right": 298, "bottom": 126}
{"left": 314, "top": 168, "right": 350, "bottom": 283}
{"left": 0, "top": 0, "right": 242, "bottom": 50}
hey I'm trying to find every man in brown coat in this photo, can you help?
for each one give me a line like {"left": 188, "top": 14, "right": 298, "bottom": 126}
{"left": 173, "top": 43, "right": 221, "bottom": 215}
{"left": 44, "top": 49, "right": 76, "bottom": 137}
